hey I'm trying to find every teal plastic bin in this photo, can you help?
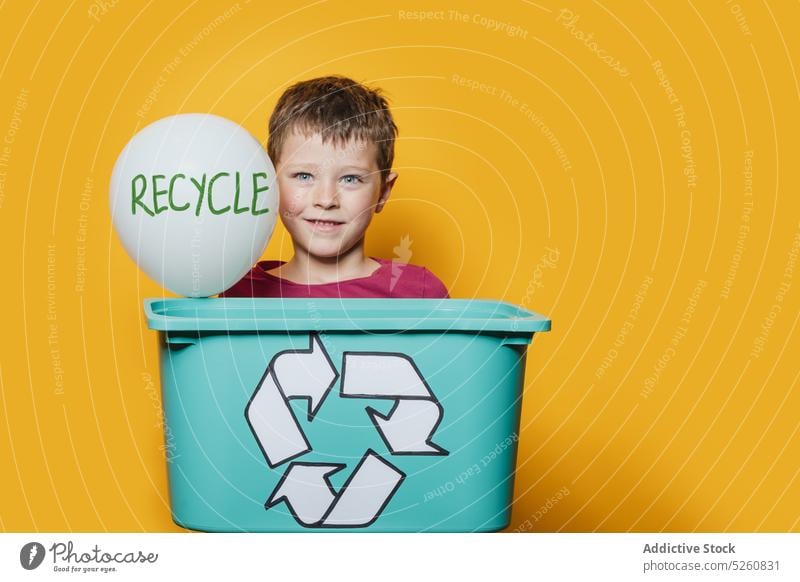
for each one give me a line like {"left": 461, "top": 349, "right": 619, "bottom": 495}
{"left": 144, "top": 298, "right": 551, "bottom": 532}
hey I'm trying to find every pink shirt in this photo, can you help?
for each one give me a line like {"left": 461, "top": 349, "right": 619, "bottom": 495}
{"left": 220, "top": 257, "right": 450, "bottom": 298}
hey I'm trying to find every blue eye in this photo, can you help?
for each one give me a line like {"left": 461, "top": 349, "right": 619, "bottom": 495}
{"left": 341, "top": 175, "right": 363, "bottom": 185}
{"left": 294, "top": 172, "right": 312, "bottom": 182}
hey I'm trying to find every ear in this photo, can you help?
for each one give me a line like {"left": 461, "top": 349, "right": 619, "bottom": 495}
{"left": 375, "top": 171, "right": 397, "bottom": 214}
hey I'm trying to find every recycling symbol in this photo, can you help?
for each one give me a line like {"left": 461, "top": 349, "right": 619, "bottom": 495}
{"left": 245, "top": 333, "right": 448, "bottom": 528}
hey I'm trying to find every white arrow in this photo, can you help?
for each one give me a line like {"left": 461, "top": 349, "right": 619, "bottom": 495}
{"left": 341, "top": 353, "right": 432, "bottom": 398}
{"left": 367, "top": 400, "right": 448, "bottom": 455}
{"left": 274, "top": 334, "right": 338, "bottom": 419}
{"left": 265, "top": 463, "right": 346, "bottom": 526}
{"left": 341, "top": 352, "right": 448, "bottom": 457}
{"left": 267, "top": 451, "right": 405, "bottom": 528}
{"left": 245, "top": 371, "right": 310, "bottom": 468}
{"left": 320, "top": 450, "right": 405, "bottom": 527}
{"left": 246, "top": 334, "right": 338, "bottom": 467}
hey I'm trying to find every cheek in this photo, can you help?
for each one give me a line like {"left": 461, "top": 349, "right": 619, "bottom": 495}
{"left": 348, "top": 190, "right": 381, "bottom": 221}
{"left": 278, "top": 186, "right": 305, "bottom": 218}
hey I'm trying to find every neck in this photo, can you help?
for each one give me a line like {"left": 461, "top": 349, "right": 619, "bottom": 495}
{"left": 283, "top": 240, "right": 376, "bottom": 284}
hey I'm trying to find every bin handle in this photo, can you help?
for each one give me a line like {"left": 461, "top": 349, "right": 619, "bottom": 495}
{"left": 501, "top": 334, "right": 534, "bottom": 346}
{"left": 164, "top": 333, "right": 199, "bottom": 346}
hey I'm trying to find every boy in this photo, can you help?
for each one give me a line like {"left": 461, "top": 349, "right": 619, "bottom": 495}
{"left": 222, "top": 76, "right": 449, "bottom": 298}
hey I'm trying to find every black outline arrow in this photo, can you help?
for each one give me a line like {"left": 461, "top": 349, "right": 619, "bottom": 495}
{"left": 266, "top": 450, "right": 405, "bottom": 529}
{"left": 265, "top": 462, "right": 347, "bottom": 526}
{"left": 340, "top": 351, "right": 449, "bottom": 456}
{"left": 245, "top": 333, "right": 338, "bottom": 468}
{"left": 367, "top": 399, "right": 448, "bottom": 456}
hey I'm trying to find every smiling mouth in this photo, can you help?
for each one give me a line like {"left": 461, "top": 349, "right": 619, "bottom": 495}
{"left": 304, "top": 219, "right": 345, "bottom": 226}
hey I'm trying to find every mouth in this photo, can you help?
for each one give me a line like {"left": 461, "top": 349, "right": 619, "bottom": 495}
{"left": 303, "top": 218, "right": 345, "bottom": 231}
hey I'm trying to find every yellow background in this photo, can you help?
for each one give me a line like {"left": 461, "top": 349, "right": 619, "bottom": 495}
{"left": 1, "top": 0, "right": 798, "bottom": 532}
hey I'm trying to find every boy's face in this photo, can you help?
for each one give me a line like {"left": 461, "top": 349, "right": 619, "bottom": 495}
{"left": 276, "top": 130, "right": 397, "bottom": 261}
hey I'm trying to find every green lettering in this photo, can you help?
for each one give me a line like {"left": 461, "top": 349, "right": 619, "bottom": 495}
{"left": 208, "top": 172, "right": 231, "bottom": 215}
{"left": 152, "top": 174, "right": 168, "bottom": 214}
{"left": 233, "top": 171, "right": 248, "bottom": 214}
{"left": 190, "top": 175, "right": 207, "bottom": 217}
{"left": 168, "top": 174, "right": 190, "bottom": 211}
{"left": 131, "top": 174, "right": 153, "bottom": 216}
{"left": 251, "top": 172, "right": 271, "bottom": 216}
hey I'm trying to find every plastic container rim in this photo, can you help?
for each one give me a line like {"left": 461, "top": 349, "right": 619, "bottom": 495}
{"left": 144, "top": 297, "right": 552, "bottom": 334}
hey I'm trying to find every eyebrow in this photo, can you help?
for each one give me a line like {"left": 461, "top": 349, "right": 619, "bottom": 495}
{"left": 281, "top": 163, "right": 320, "bottom": 170}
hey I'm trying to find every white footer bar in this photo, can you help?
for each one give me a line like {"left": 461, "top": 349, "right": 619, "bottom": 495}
{"left": 1, "top": 533, "right": 798, "bottom": 581}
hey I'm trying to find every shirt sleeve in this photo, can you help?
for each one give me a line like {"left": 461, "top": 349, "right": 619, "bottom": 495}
{"left": 423, "top": 268, "right": 450, "bottom": 298}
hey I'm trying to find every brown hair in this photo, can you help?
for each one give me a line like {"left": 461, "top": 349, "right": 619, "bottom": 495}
{"left": 267, "top": 76, "right": 398, "bottom": 181}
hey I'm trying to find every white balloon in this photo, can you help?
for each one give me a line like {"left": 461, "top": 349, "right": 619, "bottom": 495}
{"left": 110, "top": 114, "right": 278, "bottom": 297}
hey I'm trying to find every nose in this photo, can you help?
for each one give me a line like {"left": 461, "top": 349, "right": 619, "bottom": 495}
{"left": 311, "top": 180, "right": 339, "bottom": 209}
